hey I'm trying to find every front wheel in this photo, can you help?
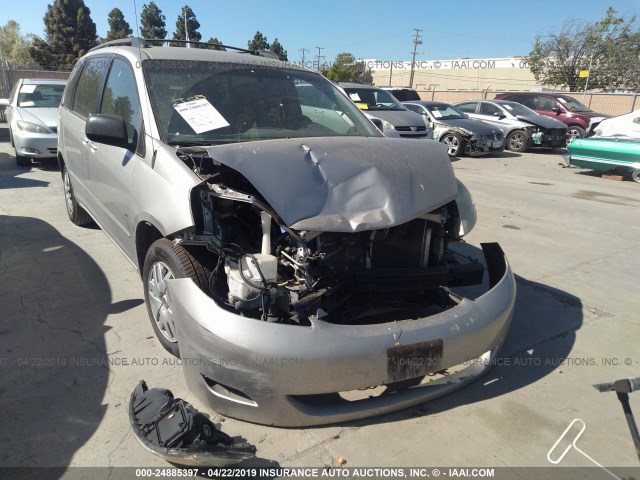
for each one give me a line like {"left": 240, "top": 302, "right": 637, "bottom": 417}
{"left": 441, "top": 133, "right": 465, "bottom": 157}
{"left": 566, "top": 126, "right": 585, "bottom": 145}
{"left": 506, "top": 130, "right": 531, "bottom": 152}
{"left": 15, "top": 154, "right": 30, "bottom": 167}
{"left": 143, "top": 239, "right": 209, "bottom": 357}
{"left": 632, "top": 169, "right": 640, "bottom": 184}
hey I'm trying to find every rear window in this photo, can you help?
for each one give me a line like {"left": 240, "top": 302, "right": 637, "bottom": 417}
{"left": 387, "top": 89, "right": 421, "bottom": 102}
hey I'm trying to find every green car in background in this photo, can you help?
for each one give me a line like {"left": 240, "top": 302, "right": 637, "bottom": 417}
{"left": 564, "top": 137, "right": 640, "bottom": 183}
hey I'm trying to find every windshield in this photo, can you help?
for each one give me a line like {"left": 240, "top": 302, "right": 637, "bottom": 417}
{"left": 143, "top": 60, "right": 380, "bottom": 146}
{"left": 500, "top": 102, "right": 537, "bottom": 116}
{"left": 426, "top": 104, "right": 466, "bottom": 120}
{"left": 344, "top": 87, "right": 406, "bottom": 111}
{"left": 17, "top": 84, "right": 65, "bottom": 108}
{"left": 556, "top": 95, "right": 591, "bottom": 113}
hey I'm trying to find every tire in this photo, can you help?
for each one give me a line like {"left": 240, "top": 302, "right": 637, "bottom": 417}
{"left": 143, "top": 239, "right": 209, "bottom": 357}
{"left": 63, "top": 165, "right": 92, "bottom": 226}
{"left": 440, "top": 133, "right": 465, "bottom": 157}
{"left": 632, "top": 169, "right": 640, "bottom": 184}
{"left": 506, "top": 130, "right": 531, "bottom": 152}
{"left": 566, "top": 126, "right": 585, "bottom": 145}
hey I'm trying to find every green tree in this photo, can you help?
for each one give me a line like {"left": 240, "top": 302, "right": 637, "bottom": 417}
{"left": 206, "top": 37, "right": 225, "bottom": 51}
{"left": 105, "top": 8, "right": 132, "bottom": 41}
{"left": 0, "top": 21, "right": 35, "bottom": 68}
{"left": 140, "top": 2, "right": 167, "bottom": 40}
{"left": 528, "top": 8, "right": 640, "bottom": 91}
{"left": 247, "top": 31, "right": 269, "bottom": 51}
{"left": 269, "top": 38, "right": 287, "bottom": 61}
{"left": 30, "top": 0, "right": 97, "bottom": 70}
{"left": 323, "top": 52, "right": 373, "bottom": 84}
{"left": 171, "top": 5, "right": 201, "bottom": 47}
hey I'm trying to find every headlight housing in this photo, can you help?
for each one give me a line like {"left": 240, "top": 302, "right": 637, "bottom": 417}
{"left": 17, "top": 121, "right": 52, "bottom": 135}
{"left": 381, "top": 120, "right": 395, "bottom": 131}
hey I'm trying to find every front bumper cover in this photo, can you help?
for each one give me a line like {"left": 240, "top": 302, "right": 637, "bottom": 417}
{"left": 167, "top": 243, "right": 516, "bottom": 427}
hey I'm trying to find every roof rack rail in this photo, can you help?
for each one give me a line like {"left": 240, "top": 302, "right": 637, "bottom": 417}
{"left": 88, "top": 37, "right": 281, "bottom": 59}
{"left": 88, "top": 37, "right": 149, "bottom": 52}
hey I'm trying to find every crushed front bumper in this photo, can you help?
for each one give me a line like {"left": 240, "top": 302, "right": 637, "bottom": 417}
{"left": 167, "top": 243, "right": 516, "bottom": 427}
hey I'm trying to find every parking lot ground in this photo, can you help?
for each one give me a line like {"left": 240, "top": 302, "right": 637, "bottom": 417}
{"left": 0, "top": 121, "right": 639, "bottom": 477}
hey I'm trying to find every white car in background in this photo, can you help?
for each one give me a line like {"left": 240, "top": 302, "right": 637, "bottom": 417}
{"left": 587, "top": 110, "right": 640, "bottom": 138}
{"left": 0, "top": 78, "right": 67, "bottom": 166}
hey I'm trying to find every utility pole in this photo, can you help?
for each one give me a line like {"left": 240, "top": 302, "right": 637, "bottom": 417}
{"left": 299, "top": 48, "right": 309, "bottom": 67}
{"left": 314, "top": 47, "right": 325, "bottom": 71}
{"left": 409, "top": 28, "right": 423, "bottom": 89}
{"left": 184, "top": 6, "right": 190, "bottom": 48}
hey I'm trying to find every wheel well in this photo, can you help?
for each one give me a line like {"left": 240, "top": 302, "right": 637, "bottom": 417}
{"left": 58, "top": 153, "right": 66, "bottom": 179}
{"left": 136, "top": 222, "right": 163, "bottom": 275}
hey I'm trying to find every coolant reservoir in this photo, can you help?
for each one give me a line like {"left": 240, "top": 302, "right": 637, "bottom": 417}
{"left": 226, "top": 254, "right": 278, "bottom": 302}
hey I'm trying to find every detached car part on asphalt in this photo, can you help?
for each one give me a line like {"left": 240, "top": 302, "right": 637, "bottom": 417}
{"left": 58, "top": 38, "right": 516, "bottom": 427}
{"left": 0, "top": 78, "right": 67, "bottom": 166}
{"left": 130, "top": 380, "right": 256, "bottom": 466}
{"left": 403, "top": 101, "right": 504, "bottom": 157}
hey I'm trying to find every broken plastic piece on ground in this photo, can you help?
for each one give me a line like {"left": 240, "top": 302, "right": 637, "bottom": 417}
{"left": 129, "top": 380, "right": 256, "bottom": 466}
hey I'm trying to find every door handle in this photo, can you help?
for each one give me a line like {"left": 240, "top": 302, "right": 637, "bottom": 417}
{"left": 81, "top": 135, "right": 98, "bottom": 151}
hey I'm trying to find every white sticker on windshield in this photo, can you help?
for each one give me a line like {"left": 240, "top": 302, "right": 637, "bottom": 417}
{"left": 20, "top": 84, "right": 37, "bottom": 94}
{"left": 557, "top": 97, "right": 566, "bottom": 103}
{"left": 503, "top": 104, "right": 513, "bottom": 110}
{"left": 173, "top": 97, "right": 229, "bottom": 134}
{"left": 432, "top": 110, "right": 443, "bottom": 118}
{"left": 349, "top": 93, "right": 361, "bottom": 102}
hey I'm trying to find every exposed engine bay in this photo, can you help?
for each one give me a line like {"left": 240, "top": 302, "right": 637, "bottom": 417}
{"left": 176, "top": 146, "right": 484, "bottom": 326}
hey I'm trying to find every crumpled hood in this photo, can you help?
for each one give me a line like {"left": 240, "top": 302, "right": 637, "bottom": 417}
{"left": 438, "top": 118, "right": 502, "bottom": 135}
{"left": 15, "top": 107, "right": 58, "bottom": 129}
{"left": 204, "top": 137, "right": 457, "bottom": 232}
{"left": 364, "top": 109, "right": 425, "bottom": 127}
{"left": 516, "top": 114, "right": 566, "bottom": 130}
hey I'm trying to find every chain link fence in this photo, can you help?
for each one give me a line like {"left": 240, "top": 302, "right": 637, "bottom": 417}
{"left": 414, "top": 89, "right": 639, "bottom": 117}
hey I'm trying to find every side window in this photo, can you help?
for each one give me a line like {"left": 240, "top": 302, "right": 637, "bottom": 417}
{"left": 100, "top": 58, "right": 142, "bottom": 149}
{"left": 479, "top": 102, "right": 500, "bottom": 116}
{"left": 61, "top": 59, "right": 85, "bottom": 108}
{"left": 457, "top": 102, "right": 477, "bottom": 113}
{"left": 73, "top": 57, "right": 109, "bottom": 118}
{"left": 537, "top": 96, "right": 557, "bottom": 111}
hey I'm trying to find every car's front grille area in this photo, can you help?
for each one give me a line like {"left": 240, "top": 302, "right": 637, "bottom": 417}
{"left": 486, "top": 133, "right": 503, "bottom": 141}
{"left": 395, "top": 126, "right": 427, "bottom": 132}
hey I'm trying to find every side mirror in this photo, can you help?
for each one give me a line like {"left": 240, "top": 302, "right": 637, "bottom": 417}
{"left": 0, "top": 99, "right": 10, "bottom": 107}
{"left": 463, "top": 113, "right": 470, "bottom": 119}
{"left": 552, "top": 107, "right": 561, "bottom": 114}
{"left": 370, "top": 117, "right": 384, "bottom": 132}
{"left": 86, "top": 114, "right": 129, "bottom": 148}
{"left": 493, "top": 112, "right": 505, "bottom": 119}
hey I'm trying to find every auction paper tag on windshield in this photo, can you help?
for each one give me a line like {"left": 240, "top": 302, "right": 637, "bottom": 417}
{"left": 349, "top": 93, "right": 361, "bottom": 101}
{"left": 173, "top": 97, "right": 229, "bottom": 134}
{"left": 432, "top": 110, "right": 443, "bottom": 118}
{"left": 20, "top": 84, "right": 37, "bottom": 94}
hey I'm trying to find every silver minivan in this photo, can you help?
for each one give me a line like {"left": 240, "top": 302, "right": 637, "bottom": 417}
{"left": 339, "top": 82, "right": 433, "bottom": 139}
{"left": 58, "top": 38, "right": 515, "bottom": 428}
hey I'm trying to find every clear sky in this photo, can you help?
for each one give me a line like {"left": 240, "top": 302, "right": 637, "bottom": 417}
{"left": 3, "top": 0, "right": 639, "bottom": 62}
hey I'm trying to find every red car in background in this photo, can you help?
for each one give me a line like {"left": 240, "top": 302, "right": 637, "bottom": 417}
{"left": 495, "top": 92, "right": 608, "bottom": 142}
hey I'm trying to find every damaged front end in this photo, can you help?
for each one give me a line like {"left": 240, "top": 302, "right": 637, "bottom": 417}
{"left": 164, "top": 137, "right": 515, "bottom": 426}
